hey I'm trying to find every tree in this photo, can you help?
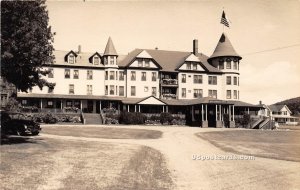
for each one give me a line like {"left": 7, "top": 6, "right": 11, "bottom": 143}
{"left": 1, "top": 0, "right": 55, "bottom": 92}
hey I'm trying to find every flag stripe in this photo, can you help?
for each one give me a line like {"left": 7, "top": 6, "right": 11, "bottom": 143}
{"left": 220, "top": 11, "right": 230, "bottom": 27}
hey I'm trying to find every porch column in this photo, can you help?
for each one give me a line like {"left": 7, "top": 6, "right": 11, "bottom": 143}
{"left": 166, "top": 105, "right": 168, "bottom": 113}
{"left": 127, "top": 105, "right": 129, "bottom": 112}
{"left": 219, "top": 105, "right": 222, "bottom": 121}
{"left": 40, "top": 99, "right": 43, "bottom": 109}
{"left": 135, "top": 105, "right": 137, "bottom": 112}
{"left": 100, "top": 101, "right": 102, "bottom": 110}
{"left": 192, "top": 105, "right": 195, "bottom": 121}
{"left": 248, "top": 108, "right": 250, "bottom": 114}
{"left": 215, "top": 105, "right": 218, "bottom": 121}
{"left": 201, "top": 104, "right": 204, "bottom": 121}
{"left": 60, "top": 100, "right": 63, "bottom": 110}
{"left": 232, "top": 105, "right": 235, "bottom": 121}
{"left": 163, "top": 106, "right": 165, "bottom": 113}
{"left": 205, "top": 104, "right": 208, "bottom": 121}
{"left": 138, "top": 105, "right": 141, "bottom": 112}
{"left": 118, "top": 103, "right": 120, "bottom": 112}
{"left": 229, "top": 105, "right": 231, "bottom": 121}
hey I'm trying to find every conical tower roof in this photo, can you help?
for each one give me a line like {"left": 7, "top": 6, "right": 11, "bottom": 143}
{"left": 208, "top": 33, "right": 241, "bottom": 63}
{"left": 103, "top": 37, "right": 117, "bottom": 56}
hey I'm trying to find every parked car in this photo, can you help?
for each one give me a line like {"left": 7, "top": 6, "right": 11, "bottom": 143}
{"left": 1, "top": 111, "right": 41, "bottom": 136}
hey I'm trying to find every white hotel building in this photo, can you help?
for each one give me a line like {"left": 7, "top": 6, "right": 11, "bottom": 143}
{"left": 18, "top": 33, "right": 262, "bottom": 127}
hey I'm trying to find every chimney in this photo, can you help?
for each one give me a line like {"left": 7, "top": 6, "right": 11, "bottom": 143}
{"left": 193, "top": 39, "right": 198, "bottom": 55}
{"left": 78, "top": 45, "right": 81, "bottom": 54}
{"left": 259, "top": 100, "right": 262, "bottom": 105}
{"left": 155, "top": 47, "right": 158, "bottom": 50}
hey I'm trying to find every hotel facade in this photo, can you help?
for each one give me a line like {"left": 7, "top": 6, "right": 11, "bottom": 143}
{"left": 18, "top": 33, "right": 261, "bottom": 127}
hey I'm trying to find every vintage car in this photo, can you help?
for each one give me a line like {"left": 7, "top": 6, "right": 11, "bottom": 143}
{"left": 1, "top": 111, "right": 41, "bottom": 136}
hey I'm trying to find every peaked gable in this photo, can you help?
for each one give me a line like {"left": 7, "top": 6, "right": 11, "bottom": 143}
{"left": 88, "top": 52, "right": 102, "bottom": 63}
{"left": 185, "top": 54, "right": 201, "bottom": 62}
{"left": 137, "top": 96, "right": 166, "bottom": 105}
{"left": 136, "top": 50, "right": 153, "bottom": 59}
{"left": 64, "top": 50, "right": 78, "bottom": 62}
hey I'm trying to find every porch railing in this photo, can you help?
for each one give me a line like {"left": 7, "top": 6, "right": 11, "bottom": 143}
{"left": 161, "top": 79, "right": 178, "bottom": 86}
{"left": 162, "top": 93, "right": 177, "bottom": 99}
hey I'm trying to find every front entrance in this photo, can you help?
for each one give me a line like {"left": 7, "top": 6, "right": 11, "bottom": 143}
{"left": 87, "top": 100, "right": 93, "bottom": 113}
{"left": 207, "top": 105, "right": 216, "bottom": 127}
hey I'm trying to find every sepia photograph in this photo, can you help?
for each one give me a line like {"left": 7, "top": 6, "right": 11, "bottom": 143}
{"left": 1, "top": 0, "right": 300, "bottom": 189}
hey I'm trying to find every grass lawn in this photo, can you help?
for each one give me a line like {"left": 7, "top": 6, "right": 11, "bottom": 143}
{"left": 42, "top": 126, "right": 162, "bottom": 139}
{"left": 196, "top": 129, "right": 300, "bottom": 162}
{"left": 0, "top": 136, "right": 173, "bottom": 190}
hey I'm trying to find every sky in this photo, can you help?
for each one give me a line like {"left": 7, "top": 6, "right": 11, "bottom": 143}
{"left": 46, "top": 0, "right": 300, "bottom": 105}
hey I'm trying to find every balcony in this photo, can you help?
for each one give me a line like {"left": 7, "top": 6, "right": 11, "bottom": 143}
{"left": 162, "top": 93, "right": 177, "bottom": 100}
{"left": 161, "top": 79, "right": 178, "bottom": 87}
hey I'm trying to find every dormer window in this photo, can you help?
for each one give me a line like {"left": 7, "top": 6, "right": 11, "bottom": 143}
{"left": 193, "top": 63, "right": 197, "bottom": 70}
{"left": 94, "top": 56, "right": 100, "bottom": 65}
{"left": 69, "top": 55, "right": 75, "bottom": 64}
{"left": 186, "top": 63, "right": 191, "bottom": 70}
{"left": 145, "top": 59, "right": 150, "bottom": 67}
{"left": 138, "top": 59, "right": 143, "bottom": 67}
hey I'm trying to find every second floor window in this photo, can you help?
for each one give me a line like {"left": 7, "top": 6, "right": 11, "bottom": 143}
{"left": 182, "top": 74, "right": 186, "bottom": 83}
{"left": 227, "top": 90, "right": 231, "bottom": 99}
{"left": 65, "top": 69, "right": 70, "bottom": 79}
{"left": 110, "top": 85, "right": 114, "bottom": 95}
{"left": 105, "top": 85, "right": 108, "bottom": 95}
{"left": 208, "top": 90, "right": 217, "bottom": 99}
{"left": 141, "top": 72, "right": 146, "bottom": 81}
{"left": 234, "top": 77, "right": 237, "bottom": 85}
{"left": 234, "top": 90, "right": 237, "bottom": 99}
{"left": 119, "top": 71, "right": 124, "bottom": 81}
{"left": 110, "top": 71, "right": 115, "bottom": 80}
{"left": 182, "top": 88, "right": 186, "bottom": 98}
{"left": 119, "top": 86, "right": 124, "bottom": 96}
{"left": 152, "top": 72, "right": 156, "bottom": 81}
{"left": 87, "top": 85, "right": 92, "bottom": 95}
{"left": 131, "top": 86, "right": 136, "bottom": 96}
{"left": 87, "top": 70, "right": 93, "bottom": 80}
{"left": 193, "top": 75, "right": 202, "bottom": 84}
{"left": 69, "top": 84, "right": 74, "bottom": 94}
{"left": 152, "top": 87, "right": 156, "bottom": 96}
{"left": 194, "top": 89, "right": 203, "bottom": 98}
{"left": 208, "top": 76, "right": 217, "bottom": 85}
{"left": 48, "top": 69, "right": 54, "bottom": 78}
{"left": 226, "top": 76, "right": 231, "bottom": 85}
{"left": 73, "top": 70, "right": 79, "bottom": 79}
{"left": 131, "top": 71, "right": 136, "bottom": 81}
{"left": 105, "top": 71, "right": 108, "bottom": 80}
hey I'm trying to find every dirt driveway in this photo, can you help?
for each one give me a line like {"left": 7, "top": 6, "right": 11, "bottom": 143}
{"left": 41, "top": 125, "right": 300, "bottom": 190}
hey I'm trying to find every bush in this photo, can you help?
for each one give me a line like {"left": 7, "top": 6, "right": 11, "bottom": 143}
{"left": 241, "top": 113, "right": 251, "bottom": 128}
{"left": 223, "top": 113, "right": 230, "bottom": 128}
{"left": 43, "top": 113, "right": 58, "bottom": 124}
{"left": 160, "top": 112, "right": 173, "bottom": 124}
{"left": 119, "top": 112, "right": 146, "bottom": 125}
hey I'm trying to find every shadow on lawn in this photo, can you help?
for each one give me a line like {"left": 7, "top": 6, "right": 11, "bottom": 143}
{"left": 1, "top": 135, "right": 42, "bottom": 145}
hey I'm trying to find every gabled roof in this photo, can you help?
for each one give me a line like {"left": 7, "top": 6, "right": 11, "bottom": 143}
{"left": 64, "top": 50, "right": 78, "bottom": 62}
{"left": 103, "top": 37, "right": 118, "bottom": 56}
{"left": 88, "top": 52, "right": 102, "bottom": 63}
{"left": 208, "top": 33, "right": 241, "bottom": 63}
{"left": 269, "top": 104, "right": 291, "bottom": 113}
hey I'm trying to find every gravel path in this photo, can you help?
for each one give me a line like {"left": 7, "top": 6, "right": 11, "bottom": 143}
{"left": 41, "top": 125, "right": 300, "bottom": 190}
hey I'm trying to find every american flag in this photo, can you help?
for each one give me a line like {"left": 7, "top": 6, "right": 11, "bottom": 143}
{"left": 220, "top": 11, "right": 229, "bottom": 27}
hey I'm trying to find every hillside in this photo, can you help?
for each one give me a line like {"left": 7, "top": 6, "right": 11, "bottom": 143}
{"left": 274, "top": 97, "right": 300, "bottom": 116}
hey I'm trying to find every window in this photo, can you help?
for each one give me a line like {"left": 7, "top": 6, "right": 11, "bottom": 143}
{"left": 87, "top": 85, "right": 92, "bottom": 95}
{"left": 105, "top": 85, "right": 108, "bottom": 95}
{"left": 145, "top": 59, "right": 150, "bottom": 67}
{"left": 233, "top": 61, "right": 237, "bottom": 70}
{"left": 238, "top": 77, "right": 239, "bottom": 86}
{"left": 219, "top": 60, "right": 224, "bottom": 69}
{"left": 193, "top": 63, "right": 197, "bottom": 70}
{"left": 131, "top": 86, "right": 136, "bottom": 96}
{"left": 182, "top": 88, "right": 186, "bottom": 98}
{"left": 69, "top": 55, "right": 75, "bottom": 64}
{"left": 110, "top": 56, "right": 114, "bottom": 65}
{"left": 233, "top": 90, "right": 237, "bottom": 99}
{"left": 226, "top": 90, "right": 231, "bottom": 99}
{"left": 73, "top": 70, "right": 79, "bottom": 79}
{"left": 47, "top": 100, "right": 53, "bottom": 108}
{"left": 104, "top": 57, "right": 108, "bottom": 65}
{"left": 234, "top": 77, "right": 237, "bottom": 85}
{"left": 131, "top": 71, "right": 136, "bottom": 81}
{"left": 208, "top": 90, "right": 217, "bottom": 98}
{"left": 208, "top": 76, "right": 217, "bottom": 85}
{"left": 152, "top": 72, "right": 156, "bottom": 81}
{"left": 21, "top": 99, "right": 27, "bottom": 105}
{"left": 119, "top": 71, "right": 124, "bottom": 81}
{"left": 109, "top": 71, "right": 114, "bottom": 80}
{"left": 193, "top": 75, "right": 202, "bottom": 84}
{"left": 87, "top": 70, "right": 93, "bottom": 80}
{"left": 144, "top": 86, "right": 148, "bottom": 92}
{"left": 116, "top": 71, "right": 118, "bottom": 80}
{"left": 226, "top": 60, "right": 231, "bottom": 69}
{"left": 141, "top": 72, "right": 146, "bottom": 81}
{"left": 138, "top": 59, "right": 143, "bottom": 67}
{"left": 226, "top": 76, "right": 231, "bottom": 85}
{"left": 48, "top": 69, "right": 54, "bottom": 78}
{"left": 69, "top": 84, "right": 74, "bottom": 94}
{"left": 48, "top": 87, "right": 54, "bottom": 94}
{"left": 94, "top": 56, "right": 100, "bottom": 65}
{"left": 74, "top": 100, "right": 80, "bottom": 108}
{"left": 66, "top": 100, "right": 72, "bottom": 107}
{"left": 182, "top": 74, "right": 186, "bottom": 83}
{"left": 152, "top": 87, "right": 156, "bottom": 96}
{"left": 105, "top": 71, "right": 108, "bottom": 80}
{"left": 186, "top": 63, "right": 191, "bottom": 70}
{"left": 119, "top": 86, "right": 124, "bottom": 96}
{"left": 65, "top": 69, "right": 70, "bottom": 79}
{"left": 194, "top": 89, "right": 203, "bottom": 98}
{"left": 109, "top": 85, "right": 114, "bottom": 95}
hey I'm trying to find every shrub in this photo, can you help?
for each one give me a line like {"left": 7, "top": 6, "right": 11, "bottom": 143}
{"left": 43, "top": 113, "right": 58, "bottom": 124}
{"left": 241, "top": 113, "right": 251, "bottom": 128}
{"left": 160, "top": 112, "right": 173, "bottom": 125}
{"left": 119, "top": 112, "right": 146, "bottom": 125}
{"left": 223, "top": 113, "right": 230, "bottom": 128}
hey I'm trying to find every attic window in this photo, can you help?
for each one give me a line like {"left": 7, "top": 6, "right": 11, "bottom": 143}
{"left": 94, "top": 56, "right": 100, "bottom": 65}
{"left": 69, "top": 55, "right": 75, "bottom": 64}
